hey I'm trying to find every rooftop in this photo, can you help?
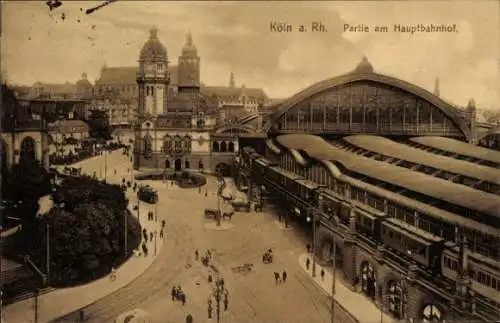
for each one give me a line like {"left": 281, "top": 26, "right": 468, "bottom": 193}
{"left": 344, "top": 135, "right": 500, "bottom": 186}
{"left": 275, "top": 134, "right": 500, "bottom": 220}
{"left": 410, "top": 136, "right": 500, "bottom": 165}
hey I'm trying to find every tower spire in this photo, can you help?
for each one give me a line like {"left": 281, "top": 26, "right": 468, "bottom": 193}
{"left": 150, "top": 26, "right": 158, "bottom": 39}
{"left": 186, "top": 30, "right": 193, "bottom": 46}
{"left": 434, "top": 77, "right": 440, "bottom": 97}
{"left": 229, "top": 72, "right": 235, "bottom": 88}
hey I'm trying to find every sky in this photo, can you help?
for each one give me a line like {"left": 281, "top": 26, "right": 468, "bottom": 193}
{"left": 1, "top": 0, "right": 499, "bottom": 110}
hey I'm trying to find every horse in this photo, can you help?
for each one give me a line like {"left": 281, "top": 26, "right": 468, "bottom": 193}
{"left": 222, "top": 211, "right": 234, "bottom": 221}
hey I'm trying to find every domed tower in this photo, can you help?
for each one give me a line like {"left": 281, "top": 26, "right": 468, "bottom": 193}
{"left": 178, "top": 31, "right": 200, "bottom": 93}
{"left": 137, "top": 27, "right": 170, "bottom": 117}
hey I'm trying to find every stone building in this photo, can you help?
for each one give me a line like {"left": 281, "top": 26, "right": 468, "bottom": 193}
{"left": 133, "top": 28, "right": 219, "bottom": 172}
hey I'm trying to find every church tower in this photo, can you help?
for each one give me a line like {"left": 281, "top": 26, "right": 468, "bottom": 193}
{"left": 434, "top": 77, "right": 440, "bottom": 97}
{"left": 137, "top": 27, "right": 169, "bottom": 116}
{"left": 229, "top": 72, "right": 235, "bottom": 88}
{"left": 178, "top": 31, "right": 200, "bottom": 93}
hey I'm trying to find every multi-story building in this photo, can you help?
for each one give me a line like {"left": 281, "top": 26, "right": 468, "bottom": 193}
{"left": 133, "top": 28, "right": 220, "bottom": 172}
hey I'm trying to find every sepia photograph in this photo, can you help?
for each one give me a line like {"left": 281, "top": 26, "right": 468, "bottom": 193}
{"left": 0, "top": 1, "right": 499, "bottom": 322}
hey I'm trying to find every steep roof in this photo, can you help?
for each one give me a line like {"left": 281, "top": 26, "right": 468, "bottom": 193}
{"left": 34, "top": 82, "right": 77, "bottom": 94}
{"left": 201, "top": 86, "right": 268, "bottom": 102}
{"left": 96, "top": 66, "right": 178, "bottom": 85}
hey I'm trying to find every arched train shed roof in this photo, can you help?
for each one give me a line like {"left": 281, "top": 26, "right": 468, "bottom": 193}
{"left": 265, "top": 72, "right": 472, "bottom": 141}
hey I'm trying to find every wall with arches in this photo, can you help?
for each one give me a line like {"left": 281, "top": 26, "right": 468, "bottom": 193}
{"left": 1, "top": 131, "right": 50, "bottom": 170}
{"left": 315, "top": 222, "right": 453, "bottom": 323}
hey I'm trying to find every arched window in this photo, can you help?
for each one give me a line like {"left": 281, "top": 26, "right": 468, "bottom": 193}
{"left": 174, "top": 136, "right": 182, "bottom": 153}
{"left": 142, "top": 134, "right": 153, "bottom": 159}
{"left": 212, "top": 141, "right": 220, "bottom": 152}
{"left": 183, "top": 135, "right": 192, "bottom": 153}
{"left": 185, "top": 160, "right": 190, "bottom": 169}
{"left": 228, "top": 141, "right": 235, "bottom": 152}
{"left": 360, "top": 261, "right": 376, "bottom": 299}
{"left": 421, "top": 304, "right": 443, "bottom": 323}
{"left": 19, "top": 136, "right": 37, "bottom": 164}
{"left": 198, "top": 159, "right": 204, "bottom": 169}
{"left": 165, "top": 160, "right": 171, "bottom": 168}
{"left": 220, "top": 141, "right": 227, "bottom": 152}
{"left": 387, "top": 280, "right": 406, "bottom": 319}
{"left": 163, "top": 135, "right": 172, "bottom": 153}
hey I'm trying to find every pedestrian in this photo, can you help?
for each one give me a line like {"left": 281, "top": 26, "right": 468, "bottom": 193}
{"left": 171, "top": 286, "right": 177, "bottom": 301}
{"left": 110, "top": 267, "right": 117, "bottom": 281}
{"left": 320, "top": 268, "right": 325, "bottom": 281}
{"left": 143, "top": 243, "right": 148, "bottom": 257}
{"left": 150, "top": 232, "right": 153, "bottom": 241}
{"left": 282, "top": 270, "right": 287, "bottom": 283}
{"left": 306, "top": 243, "right": 311, "bottom": 253}
{"left": 186, "top": 314, "right": 193, "bottom": 323}
{"left": 181, "top": 293, "right": 186, "bottom": 306}
{"left": 306, "top": 257, "right": 310, "bottom": 270}
{"left": 223, "top": 296, "right": 228, "bottom": 311}
{"left": 274, "top": 272, "right": 281, "bottom": 284}
{"left": 162, "top": 219, "right": 166, "bottom": 228}
{"left": 160, "top": 229, "right": 164, "bottom": 238}
{"left": 195, "top": 249, "right": 199, "bottom": 261}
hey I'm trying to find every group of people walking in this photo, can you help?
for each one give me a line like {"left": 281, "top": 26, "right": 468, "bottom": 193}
{"left": 273, "top": 270, "right": 287, "bottom": 284}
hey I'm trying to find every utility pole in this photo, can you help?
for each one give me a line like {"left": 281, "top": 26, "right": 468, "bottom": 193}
{"left": 104, "top": 149, "right": 108, "bottom": 182}
{"left": 331, "top": 231, "right": 336, "bottom": 323}
{"left": 312, "top": 207, "right": 317, "bottom": 277}
{"left": 46, "top": 223, "right": 50, "bottom": 283}
{"left": 124, "top": 211, "right": 128, "bottom": 256}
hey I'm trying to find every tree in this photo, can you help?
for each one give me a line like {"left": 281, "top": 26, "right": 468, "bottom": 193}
{"left": 5, "top": 160, "right": 52, "bottom": 237}
{"left": 87, "top": 109, "right": 112, "bottom": 142}
{"left": 31, "top": 202, "right": 123, "bottom": 285}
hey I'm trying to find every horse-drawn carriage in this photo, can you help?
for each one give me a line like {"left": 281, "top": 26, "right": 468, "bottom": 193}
{"left": 262, "top": 249, "right": 273, "bottom": 264}
{"left": 231, "top": 200, "right": 250, "bottom": 212}
{"left": 204, "top": 208, "right": 221, "bottom": 219}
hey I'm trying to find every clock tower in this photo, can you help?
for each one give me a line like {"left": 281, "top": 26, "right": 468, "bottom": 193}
{"left": 137, "top": 27, "right": 170, "bottom": 116}
{"left": 178, "top": 31, "right": 200, "bottom": 93}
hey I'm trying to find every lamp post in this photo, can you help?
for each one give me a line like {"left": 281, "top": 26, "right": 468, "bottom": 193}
{"left": 46, "top": 222, "right": 50, "bottom": 283}
{"left": 154, "top": 230, "right": 157, "bottom": 256}
{"left": 207, "top": 276, "right": 229, "bottom": 323}
{"left": 331, "top": 230, "right": 336, "bottom": 323}
{"left": 154, "top": 201, "right": 158, "bottom": 223}
{"left": 124, "top": 209, "right": 128, "bottom": 257}
{"left": 104, "top": 148, "right": 108, "bottom": 182}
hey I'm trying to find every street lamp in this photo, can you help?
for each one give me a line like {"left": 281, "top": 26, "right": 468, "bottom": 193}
{"left": 330, "top": 230, "right": 336, "bottom": 323}
{"left": 207, "top": 276, "right": 229, "bottom": 323}
{"left": 154, "top": 230, "right": 157, "bottom": 256}
{"left": 306, "top": 207, "right": 317, "bottom": 277}
{"left": 154, "top": 201, "right": 158, "bottom": 222}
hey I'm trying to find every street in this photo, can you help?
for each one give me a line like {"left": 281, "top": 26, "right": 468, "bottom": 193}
{"left": 53, "top": 158, "right": 334, "bottom": 323}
